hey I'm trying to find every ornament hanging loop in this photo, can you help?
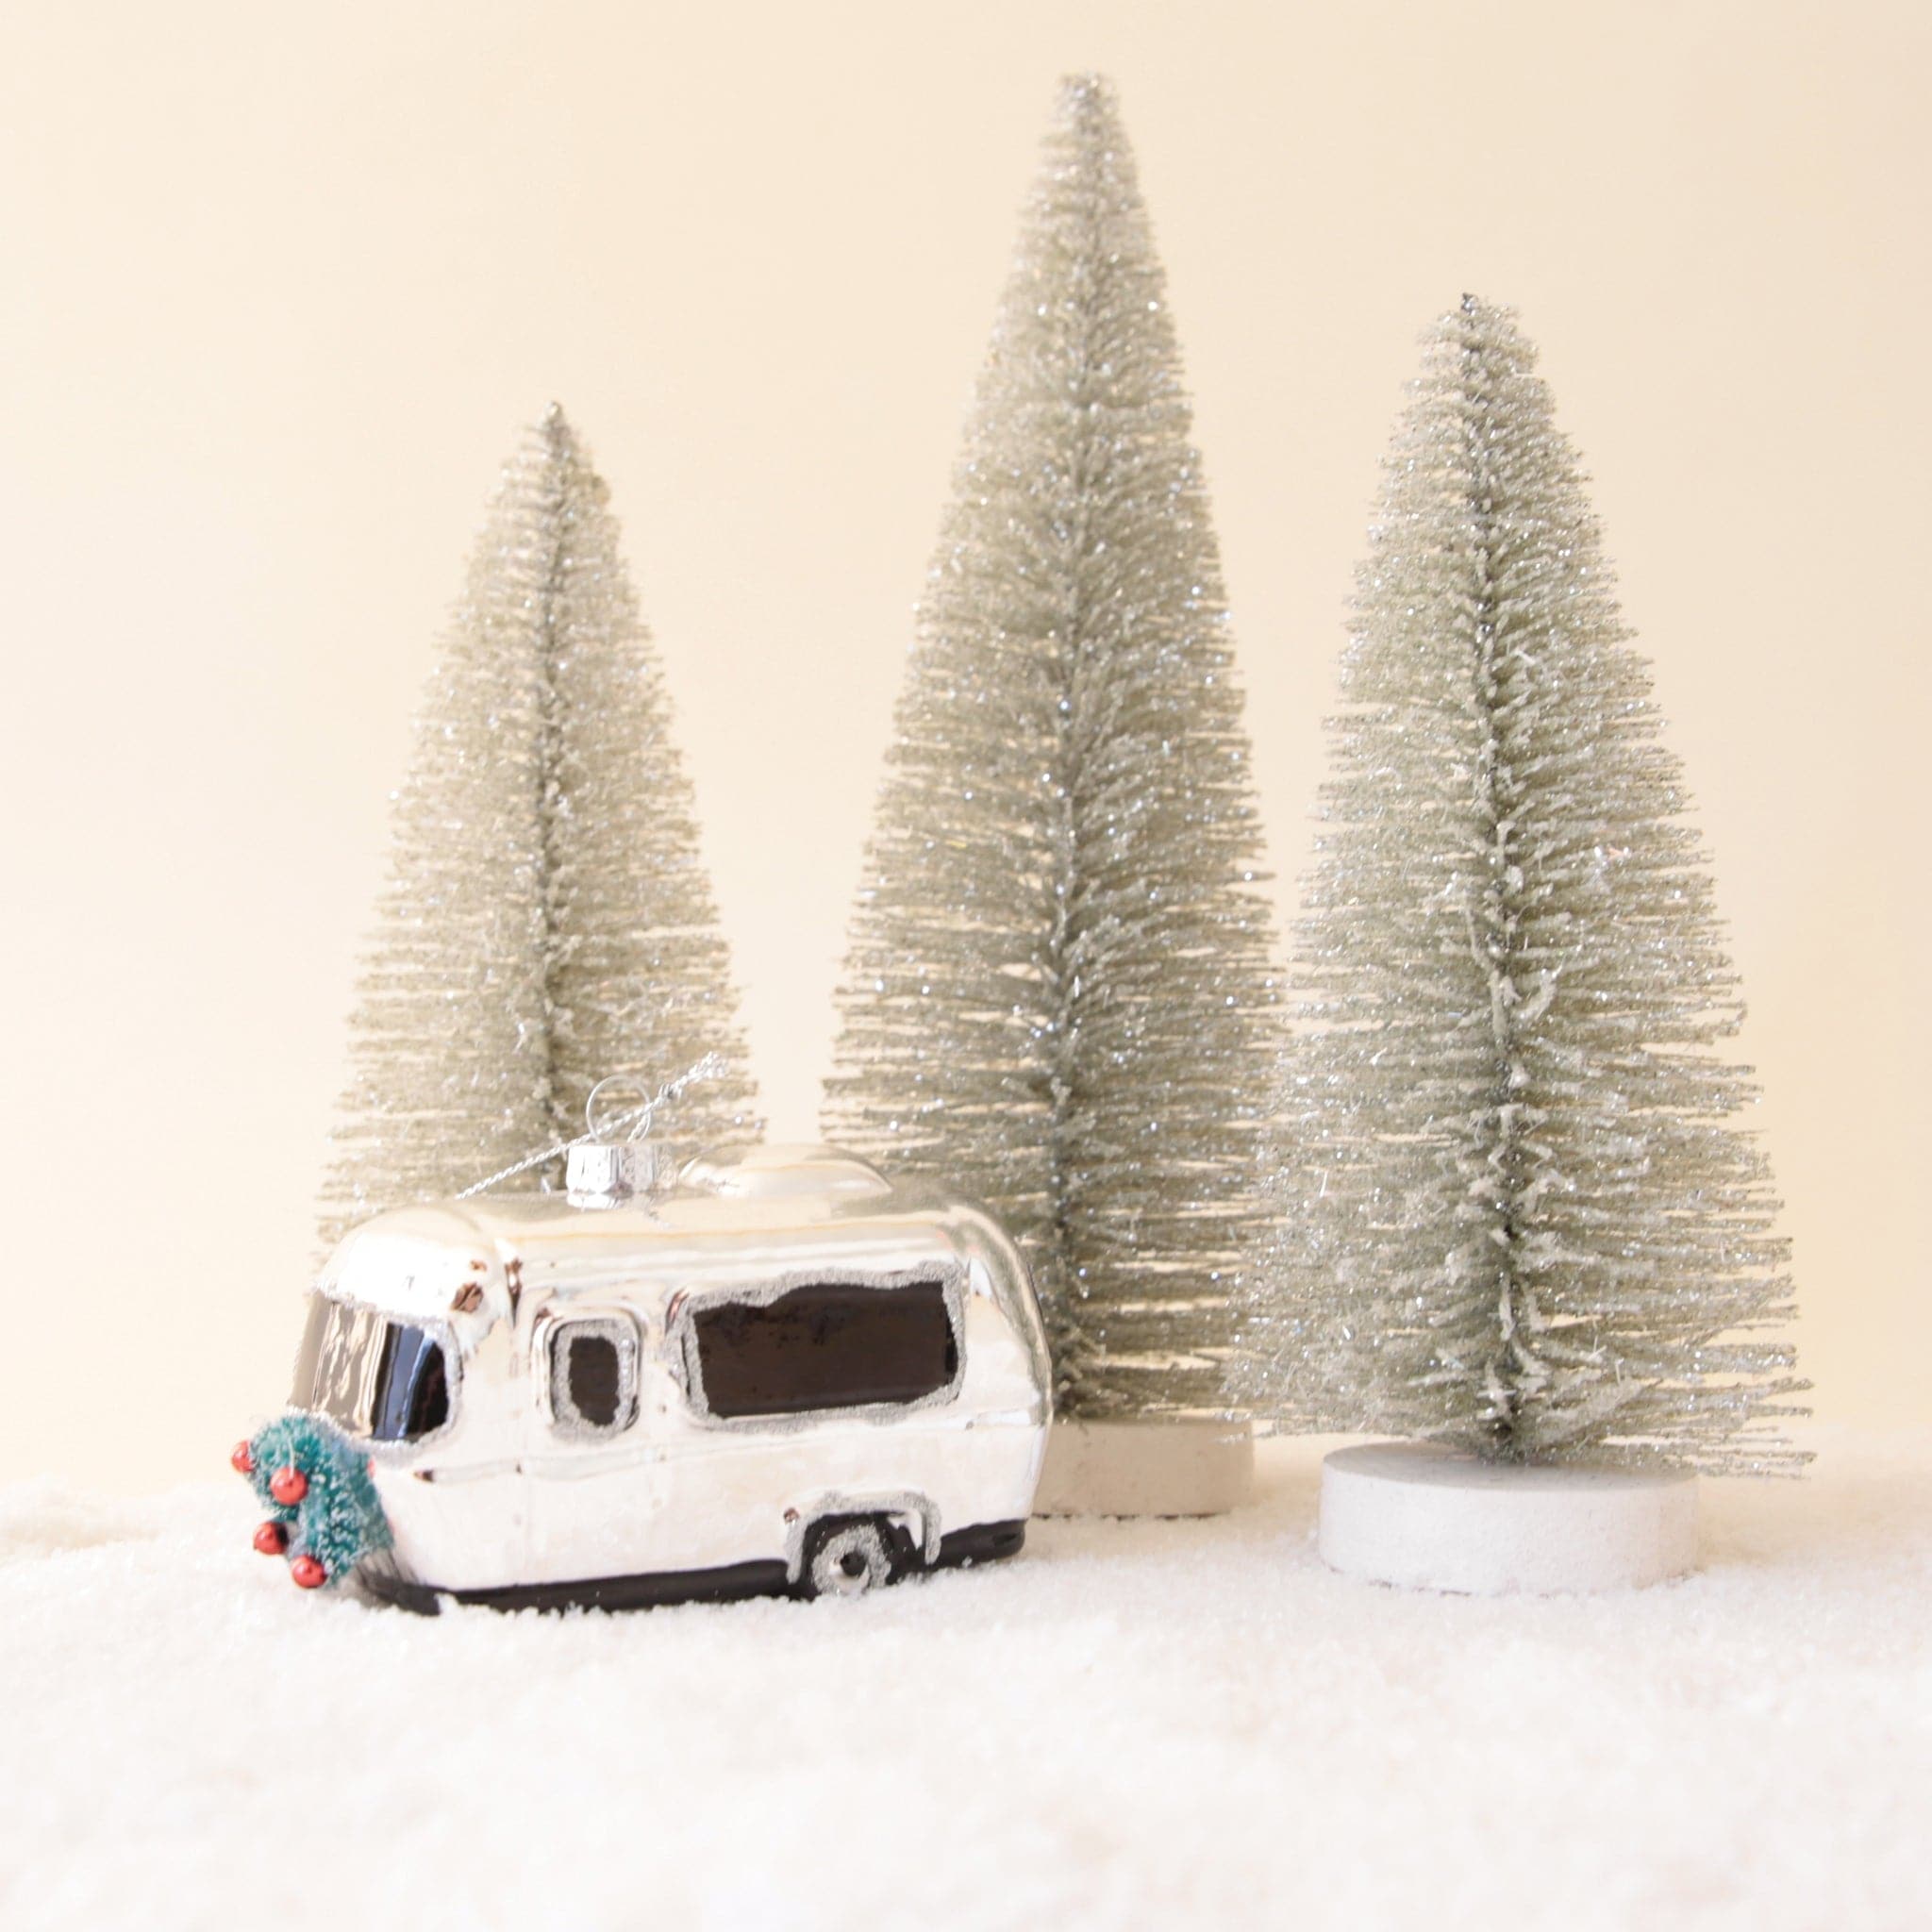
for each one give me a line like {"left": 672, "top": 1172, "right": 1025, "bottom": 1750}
{"left": 585, "top": 1074, "right": 655, "bottom": 1144}
{"left": 586, "top": 1051, "right": 731, "bottom": 1145}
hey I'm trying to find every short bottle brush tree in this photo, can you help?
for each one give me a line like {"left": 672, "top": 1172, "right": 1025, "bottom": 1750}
{"left": 321, "top": 407, "right": 758, "bottom": 1246}
{"left": 823, "top": 76, "right": 1281, "bottom": 1502}
{"left": 1238, "top": 300, "right": 1802, "bottom": 1588}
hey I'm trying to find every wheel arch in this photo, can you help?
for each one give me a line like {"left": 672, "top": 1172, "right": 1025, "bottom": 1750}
{"left": 783, "top": 1489, "right": 941, "bottom": 1584}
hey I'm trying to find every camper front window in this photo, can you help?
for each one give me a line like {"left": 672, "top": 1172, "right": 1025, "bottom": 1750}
{"left": 291, "top": 1294, "right": 452, "bottom": 1443}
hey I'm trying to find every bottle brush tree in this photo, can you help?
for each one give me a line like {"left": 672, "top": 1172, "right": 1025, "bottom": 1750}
{"left": 321, "top": 406, "right": 758, "bottom": 1245}
{"left": 823, "top": 75, "right": 1282, "bottom": 1422}
{"left": 1236, "top": 297, "right": 1802, "bottom": 1473}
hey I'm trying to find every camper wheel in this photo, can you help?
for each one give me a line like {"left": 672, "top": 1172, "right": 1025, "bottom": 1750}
{"left": 800, "top": 1516, "right": 904, "bottom": 1600}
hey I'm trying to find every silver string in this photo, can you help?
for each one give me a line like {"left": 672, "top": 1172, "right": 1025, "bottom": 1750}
{"left": 456, "top": 1052, "right": 729, "bottom": 1199}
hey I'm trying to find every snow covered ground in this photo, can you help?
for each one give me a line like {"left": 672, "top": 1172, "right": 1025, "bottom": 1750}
{"left": 2, "top": 1430, "right": 1925, "bottom": 1932}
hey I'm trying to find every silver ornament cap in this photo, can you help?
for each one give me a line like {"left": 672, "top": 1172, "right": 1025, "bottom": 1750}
{"left": 566, "top": 1140, "right": 678, "bottom": 1208}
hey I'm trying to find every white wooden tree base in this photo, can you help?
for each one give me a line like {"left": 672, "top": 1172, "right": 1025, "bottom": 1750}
{"left": 1032, "top": 1418, "right": 1254, "bottom": 1518}
{"left": 1318, "top": 1441, "right": 1700, "bottom": 1595}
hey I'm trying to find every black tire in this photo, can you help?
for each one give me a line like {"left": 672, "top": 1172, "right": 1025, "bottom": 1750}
{"left": 798, "top": 1516, "right": 903, "bottom": 1600}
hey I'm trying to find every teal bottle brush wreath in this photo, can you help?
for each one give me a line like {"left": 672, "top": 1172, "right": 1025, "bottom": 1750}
{"left": 233, "top": 1415, "right": 392, "bottom": 1591}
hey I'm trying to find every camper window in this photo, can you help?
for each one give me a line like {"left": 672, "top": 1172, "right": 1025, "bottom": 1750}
{"left": 371, "top": 1324, "right": 451, "bottom": 1442}
{"left": 291, "top": 1294, "right": 452, "bottom": 1443}
{"left": 548, "top": 1317, "right": 640, "bottom": 1437}
{"left": 687, "top": 1278, "right": 958, "bottom": 1420}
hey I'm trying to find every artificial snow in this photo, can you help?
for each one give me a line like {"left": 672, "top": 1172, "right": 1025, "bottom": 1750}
{"left": 1, "top": 1431, "right": 1924, "bottom": 1931}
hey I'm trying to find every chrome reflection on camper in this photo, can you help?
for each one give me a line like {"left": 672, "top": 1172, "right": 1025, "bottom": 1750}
{"left": 283, "top": 1143, "right": 1053, "bottom": 1610}
{"left": 291, "top": 1295, "right": 458, "bottom": 1447}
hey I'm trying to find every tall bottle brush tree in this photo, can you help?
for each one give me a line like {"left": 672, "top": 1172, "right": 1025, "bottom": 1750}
{"left": 1237, "top": 298, "right": 1802, "bottom": 1473}
{"left": 321, "top": 407, "right": 758, "bottom": 1244}
{"left": 824, "top": 75, "right": 1282, "bottom": 1421}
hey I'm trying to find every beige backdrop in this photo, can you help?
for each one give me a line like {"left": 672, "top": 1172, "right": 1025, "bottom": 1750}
{"left": 3, "top": 0, "right": 1925, "bottom": 1491}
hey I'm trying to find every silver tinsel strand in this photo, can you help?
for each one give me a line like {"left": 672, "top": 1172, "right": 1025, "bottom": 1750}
{"left": 1233, "top": 298, "right": 1805, "bottom": 1474}
{"left": 822, "top": 76, "right": 1283, "bottom": 1421}
{"left": 320, "top": 408, "right": 759, "bottom": 1245}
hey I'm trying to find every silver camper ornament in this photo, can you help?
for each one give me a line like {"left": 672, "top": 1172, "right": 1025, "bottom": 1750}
{"left": 236, "top": 1073, "right": 1053, "bottom": 1609}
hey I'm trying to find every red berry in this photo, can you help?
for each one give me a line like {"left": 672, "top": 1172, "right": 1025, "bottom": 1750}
{"left": 230, "top": 1441, "right": 255, "bottom": 1475}
{"left": 290, "top": 1555, "right": 326, "bottom": 1590}
{"left": 269, "top": 1466, "right": 308, "bottom": 1506}
{"left": 252, "top": 1521, "right": 288, "bottom": 1557}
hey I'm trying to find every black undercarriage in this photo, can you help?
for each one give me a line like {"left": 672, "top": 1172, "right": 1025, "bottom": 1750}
{"left": 358, "top": 1519, "right": 1027, "bottom": 1614}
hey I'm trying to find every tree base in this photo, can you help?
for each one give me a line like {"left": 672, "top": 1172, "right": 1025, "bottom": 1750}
{"left": 1318, "top": 1441, "right": 1700, "bottom": 1595}
{"left": 1032, "top": 1417, "right": 1254, "bottom": 1518}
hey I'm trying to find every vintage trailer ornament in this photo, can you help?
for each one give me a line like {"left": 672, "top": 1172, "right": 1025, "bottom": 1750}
{"left": 239, "top": 1141, "right": 1053, "bottom": 1609}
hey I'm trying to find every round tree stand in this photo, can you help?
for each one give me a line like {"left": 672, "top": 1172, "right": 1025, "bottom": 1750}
{"left": 1318, "top": 1441, "right": 1699, "bottom": 1595}
{"left": 1033, "top": 1418, "right": 1254, "bottom": 1518}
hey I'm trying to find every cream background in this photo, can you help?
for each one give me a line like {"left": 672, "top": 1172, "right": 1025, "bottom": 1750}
{"left": 1, "top": 1, "right": 1924, "bottom": 1491}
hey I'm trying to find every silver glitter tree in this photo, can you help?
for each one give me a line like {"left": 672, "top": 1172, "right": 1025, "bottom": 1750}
{"left": 1237, "top": 297, "right": 1802, "bottom": 1473}
{"left": 320, "top": 407, "right": 758, "bottom": 1244}
{"left": 823, "top": 75, "right": 1281, "bottom": 1420}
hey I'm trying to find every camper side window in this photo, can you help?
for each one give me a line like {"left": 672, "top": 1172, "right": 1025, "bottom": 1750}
{"left": 687, "top": 1278, "right": 959, "bottom": 1420}
{"left": 548, "top": 1317, "right": 640, "bottom": 1438}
